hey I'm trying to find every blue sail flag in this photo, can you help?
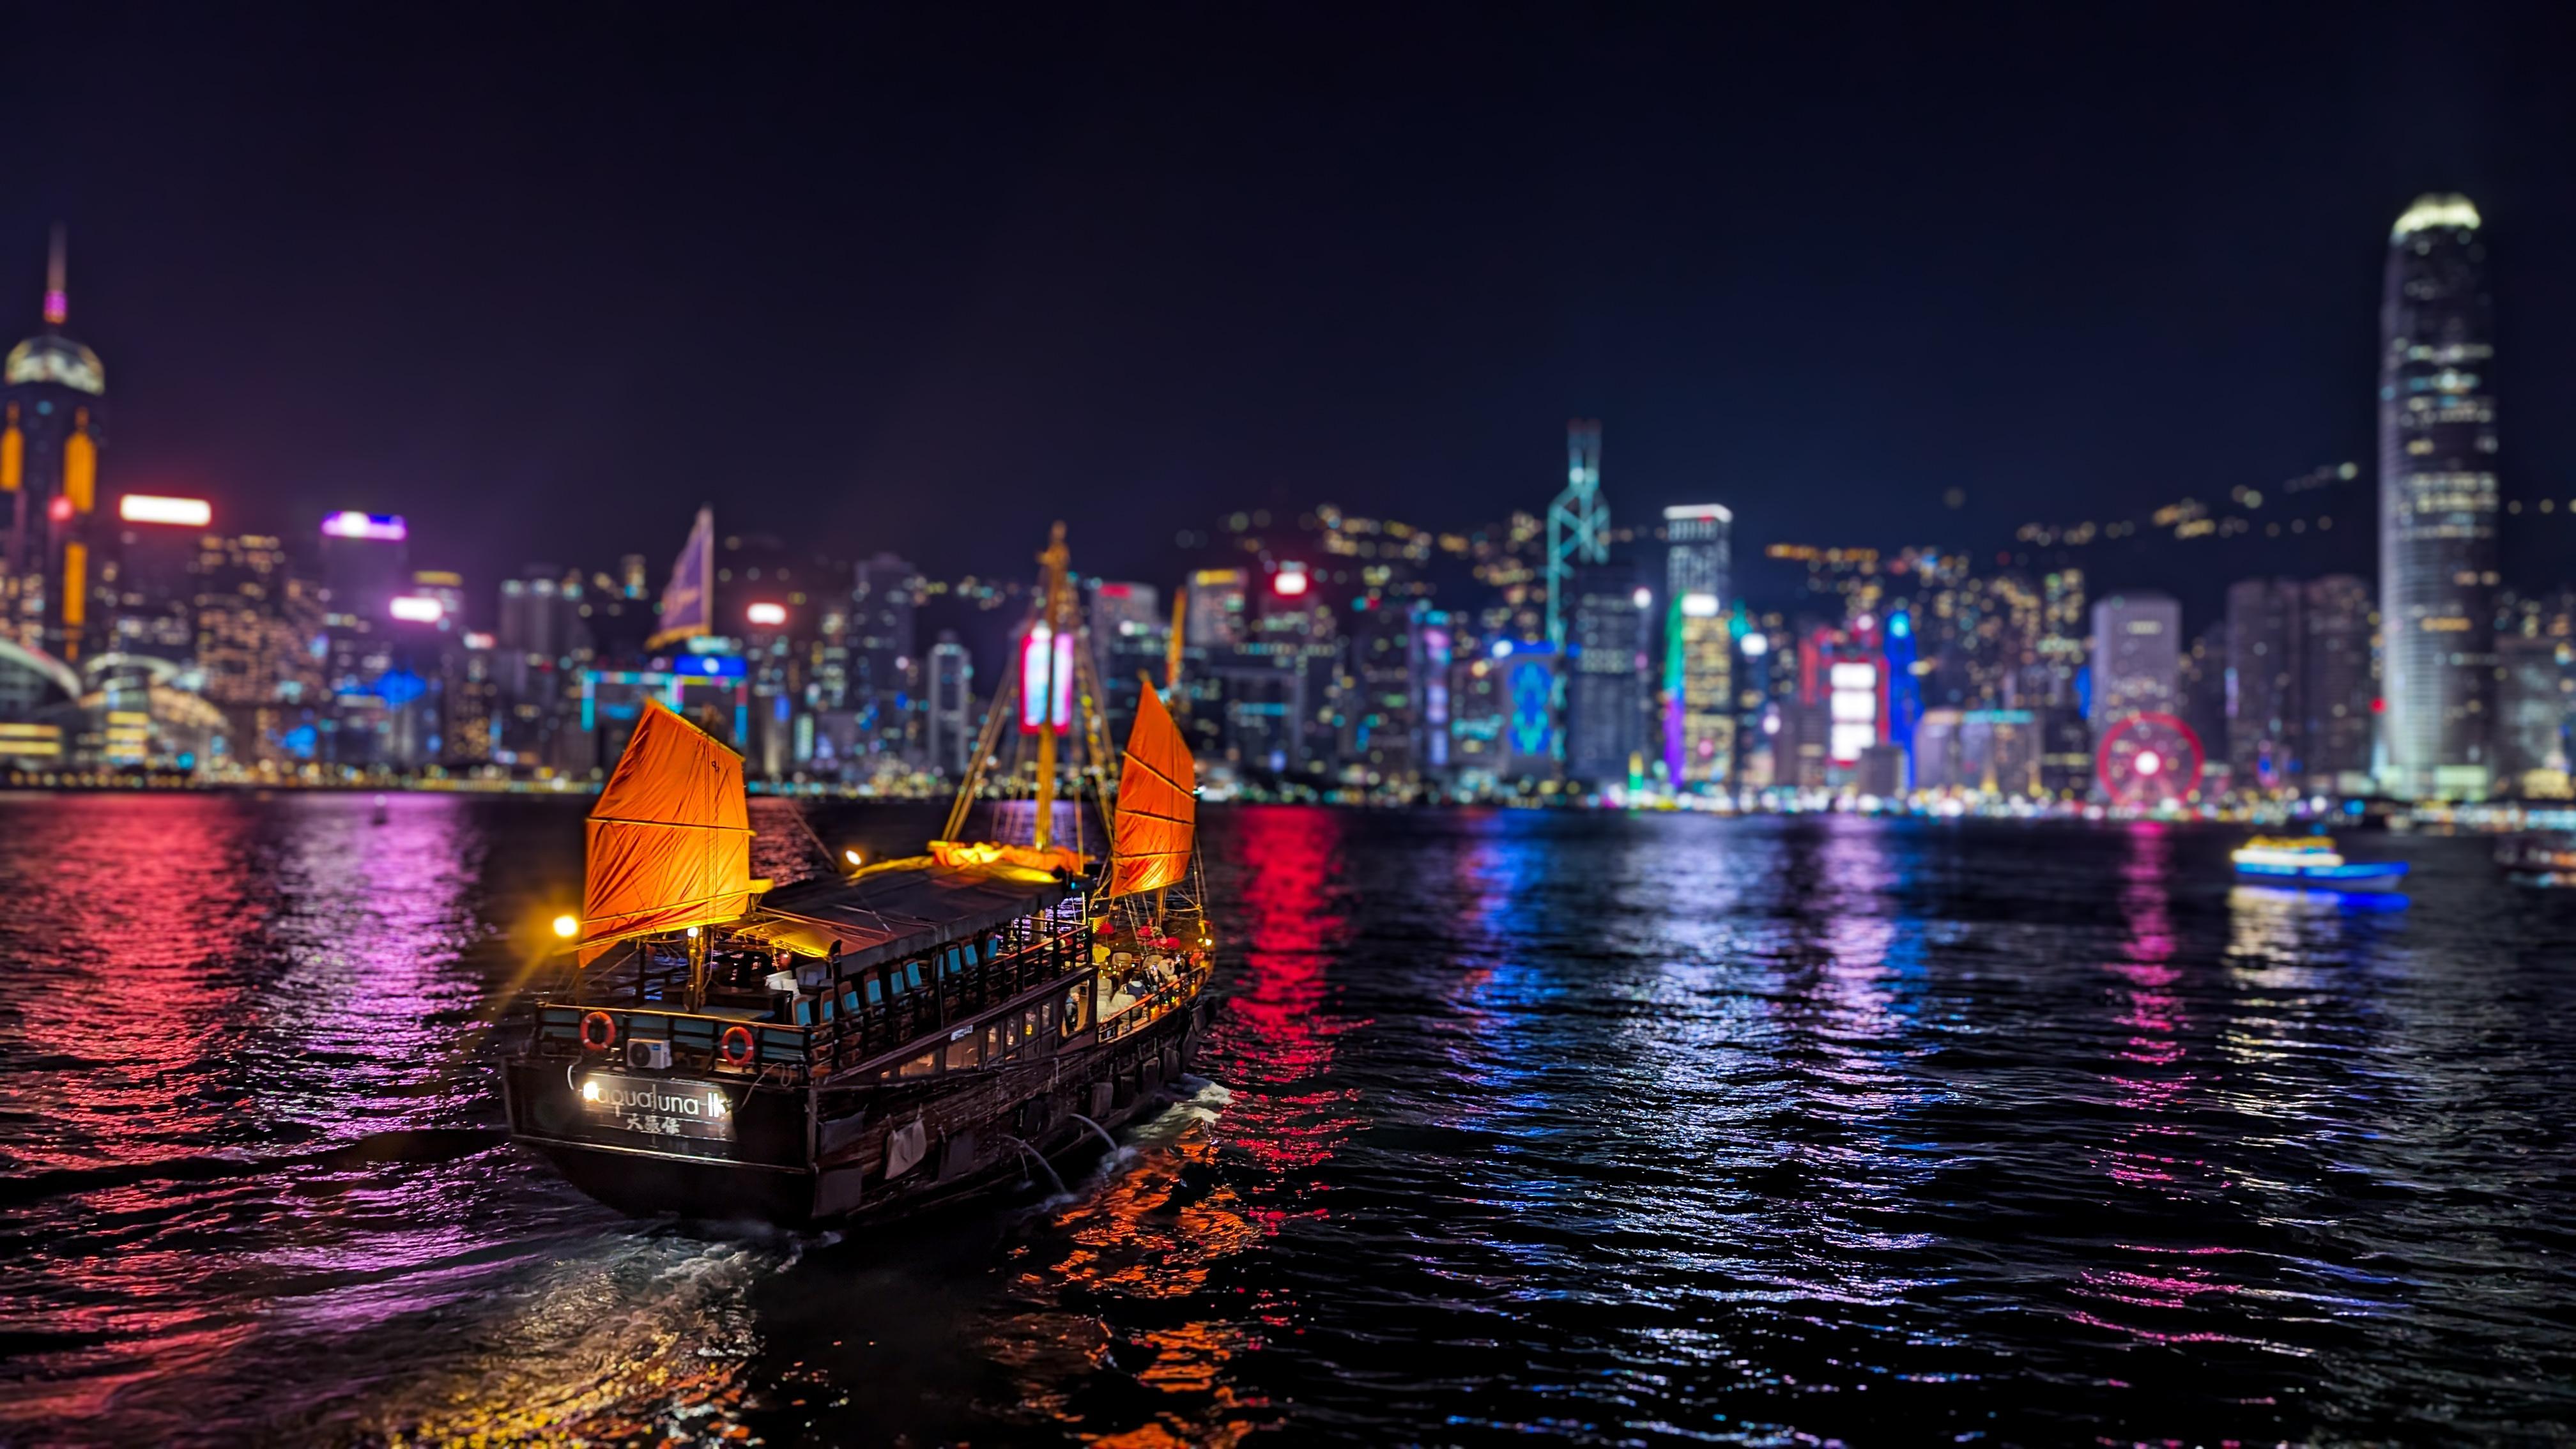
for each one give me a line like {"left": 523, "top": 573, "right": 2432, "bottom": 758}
{"left": 651, "top": 507, "right": 715, "bottom": 647}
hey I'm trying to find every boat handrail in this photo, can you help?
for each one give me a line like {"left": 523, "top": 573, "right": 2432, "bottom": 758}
{"left": 1096, "top": 963, "right": 1211, "bottom": 1045}
{"left": 818, "top": 966, "right": 1094, "bottom": 1080}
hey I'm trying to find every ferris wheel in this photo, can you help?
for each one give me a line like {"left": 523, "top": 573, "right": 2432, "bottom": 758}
{"left": 2095, "top": 712, "right": 2204, "bottom": 808}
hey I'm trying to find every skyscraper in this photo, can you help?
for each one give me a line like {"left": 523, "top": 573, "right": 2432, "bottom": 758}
{"left": 2089, "top": 593, "right": 2181, "bottom": 729}
{"left": 2301, "top": 574, "right": 2375, "bottom": 787}
{"left": 924, "top": 631, "right": 973, "bottom": 779}
{"left": 2379, "top": 194, "right": 2499, "bottom": 799}
{"left": 850, "top": 553, "right": 918, "bottom": 760}
{"left": 192, "top": 533, "right": 325, "bottom": 765}
{"left": 1566, "top": 565, "right": 1648, "bottom": 785}
{"left": 2225, "top": 578, "right": 2303, "bottom": 793}
{"left": 1668, "top": 591, "right": 1733, "bottom": 790}
{"left": 1544, "top": 420, "right": 1609, "bottom": 647}
{"left": 1088, "top": 580, "right": 1165, "bottom": 740}
{"left": 1662, "top": 504, "right": 1734, "bottom": 790}
{"left": 1184, "top": 569, "right": 1247, "bottom": 648}
{"left": 3, "top": 227, "right": 108, "bottom": 661}
{"left": 1662, "top": 504, "right": 1731, "bottom": 610}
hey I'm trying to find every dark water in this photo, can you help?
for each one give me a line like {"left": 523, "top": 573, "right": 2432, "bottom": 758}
{"left": 4, "top": 798, "right": 2575, "bottom": 1447}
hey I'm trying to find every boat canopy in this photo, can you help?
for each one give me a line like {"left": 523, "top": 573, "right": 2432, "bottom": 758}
{"left": 732, "top": 858, "right": 1072, "bottom": 967}
{"left": 578, "top": 700, "right": 755, "bottom": 963}
{"left": 1107, "top": 676, "right": 1196, "bottom": 898}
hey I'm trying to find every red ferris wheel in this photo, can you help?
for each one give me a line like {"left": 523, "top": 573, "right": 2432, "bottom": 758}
{"left": 2095, "top": 712, "right": 2205, "bottom": 808}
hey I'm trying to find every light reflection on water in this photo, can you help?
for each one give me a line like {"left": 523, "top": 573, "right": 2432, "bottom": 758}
{"left": 3, "top": 799, "right": 2574, "bottom": 1446}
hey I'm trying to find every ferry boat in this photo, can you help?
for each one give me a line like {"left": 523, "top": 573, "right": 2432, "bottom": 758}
{"left": 499, "top": 523, "right": 1213, "bottom": 1222}
{"left": 2230, "top": 836, "right": 2409, "bottom": 891}
{"left": 2497, "top": 831, "right": 2576, "bottom": 887}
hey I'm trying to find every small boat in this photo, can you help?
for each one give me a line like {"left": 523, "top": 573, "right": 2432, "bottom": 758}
{"left": 499, "top": 521, "right": 1214, "bottom": 1223}
{"left": 2230, "top": 836, "right": 2409, "bottom": 891}
{"left": 2497, "top": 831, "right": 2576, "bottom": 887}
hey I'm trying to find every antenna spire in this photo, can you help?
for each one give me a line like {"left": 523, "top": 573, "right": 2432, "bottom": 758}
{"left": 43, "top": 224, "right": 67, "bottom": 327}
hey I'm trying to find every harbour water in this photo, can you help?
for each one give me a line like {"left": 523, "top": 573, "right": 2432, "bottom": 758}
{"left": 3, "top": 795, "right": 2572, "bottom": 1445}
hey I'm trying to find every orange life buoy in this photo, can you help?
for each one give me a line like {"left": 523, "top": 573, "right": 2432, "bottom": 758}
{"left": 720, "top": 1024, "right": 756, "bottom": 1066}
{"left": 579, "top": 1010, "right": 617, "bottom": 1052}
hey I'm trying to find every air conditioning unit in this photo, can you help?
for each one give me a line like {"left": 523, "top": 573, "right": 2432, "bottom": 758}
{"left": 626, "top": 1039, "right": 672, "bottom": 1071}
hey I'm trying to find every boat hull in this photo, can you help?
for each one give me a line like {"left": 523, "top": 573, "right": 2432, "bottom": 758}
{"left": 501, "top": 999, "right": 1208, "bottom": 1225}
{"left": 2232, "top": 862, "right": 2408, "bottom": 891}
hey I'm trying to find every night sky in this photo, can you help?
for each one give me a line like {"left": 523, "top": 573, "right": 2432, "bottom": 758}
{"left": 11, "top": 4, "right": 2574, "bottom": 602}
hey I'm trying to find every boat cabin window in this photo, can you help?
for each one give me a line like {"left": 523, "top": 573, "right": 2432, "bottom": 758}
{"left": 944, "top": 1034, "right": 980, "bottom": 1071}
{"left": 983, "top": 1023, "right": 1002, "bottom": 1062}
{"left": 896, "top": 1050, "right": 937, "bottom": 1079}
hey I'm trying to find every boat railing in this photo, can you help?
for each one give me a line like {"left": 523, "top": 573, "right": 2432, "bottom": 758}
{"left": 1096, "top": 962, "right": 1211, "bottom": 1045}
{"left": 804, "top": 930, "right": 1085, "bottom": 1071}
{"left": 532, "top": 928, "right": 1095, "bottom": 1085}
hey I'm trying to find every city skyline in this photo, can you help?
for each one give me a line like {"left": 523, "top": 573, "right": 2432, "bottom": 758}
{"left": 6, "top": 192, "right": 2575, "bottom": 801}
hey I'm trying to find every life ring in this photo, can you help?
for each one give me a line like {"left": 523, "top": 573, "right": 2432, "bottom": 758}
{"left": 579, "top": 1010, "right": 617, "bottom": 1052}
{"left": 1062, "top": 987, "right": 1089, "bottom": 1035}
{"left": 720, "top": 1024, "right": 756, "bottom": 1067}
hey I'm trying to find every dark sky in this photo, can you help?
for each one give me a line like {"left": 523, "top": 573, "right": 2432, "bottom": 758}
{"left": 10, "top": 3, "right": 2573, "bottom": 601}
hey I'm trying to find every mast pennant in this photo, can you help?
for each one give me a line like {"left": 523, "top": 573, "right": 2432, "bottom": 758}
{"left": 1107, "top": 675, "right": 1196, "bottom": 898}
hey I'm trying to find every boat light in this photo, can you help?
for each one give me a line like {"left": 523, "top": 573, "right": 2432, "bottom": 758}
{"left": 687, "top": 925, "right": 700, "bottom": 938}
{"left": 552, "top": 914, "right": 578, "bottom": 939}
{"left": 844, "top": 848, "right": 864, "bottom": 867}
{"left": 581, "top": 1079, "right": 601, "bottom": 1101}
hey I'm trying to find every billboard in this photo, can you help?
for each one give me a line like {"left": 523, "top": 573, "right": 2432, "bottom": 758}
{"left": 1018, "top": 623, "right": 1075, "bottom": 734}
{"left": 320, "top": 511, "right": 406, "bottom": 541}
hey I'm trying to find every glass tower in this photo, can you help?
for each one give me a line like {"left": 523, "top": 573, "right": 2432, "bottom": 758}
{"left": 2379, "top": 194, "right": 2498, "bottom": 799}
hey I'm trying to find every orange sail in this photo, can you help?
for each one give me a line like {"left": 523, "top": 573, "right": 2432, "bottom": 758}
{"left": 1108, "top": 676, "right": 1196, "bottom": 898}
{"left": 578, "top": 700, "right": 754, "bottom": 962}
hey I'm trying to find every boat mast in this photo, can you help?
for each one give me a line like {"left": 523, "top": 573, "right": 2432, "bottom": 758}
{"left": 1032, "top": 523, "right": 1068, "bottom": 852}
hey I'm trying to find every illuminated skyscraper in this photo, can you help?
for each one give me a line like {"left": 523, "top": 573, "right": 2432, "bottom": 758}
{"left": 1544, "top": 421, "right": 1608, "bottom": 647}
{"left": 2089, "top": 593, "right": 2180, "bottom": 728}
{"left": 3, "top": 227, "right": 107, "bottom": 660}
{"left": 2379, "top": 194, "right": 2499, "bottom": 798}
{"left": 1184, "top": 569, "right": 1248, "bottom": 648}
{"left": 2225, "top": 578, "right": 2302, "bottom": 793}
{"left": 924, "top": 631, "right": 973, "bottom": 779}
{"left": 1566, "top": 565, "right": 1648, "bottom": 785}
{"left": 192, "top": 533, "right": 325, "bottom": 765}
{"left": 2301, "top": 574, "right": 2375, "bottom": 787}
{"left": 1662, "top": 504, "right": 1731, "bottom": 610}
{"left": 1088, "top": 580, "right": 1164, "bottom": 740}
{"left": 1668, "top": 591, "right": 1733, "bottom": 788}
{"left": 1661, "top": 505, "right": 1734, "bottom": 790}
{"left": 850, "top": 553, "right": 918, "bottom": 759}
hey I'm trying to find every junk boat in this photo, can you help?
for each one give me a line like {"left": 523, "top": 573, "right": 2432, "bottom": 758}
{"left": 500, "top": 521, "right": 1213, "bottom": 1222}
{"left": 2230, "top": 836, "right": 2409, "bottom": 892}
